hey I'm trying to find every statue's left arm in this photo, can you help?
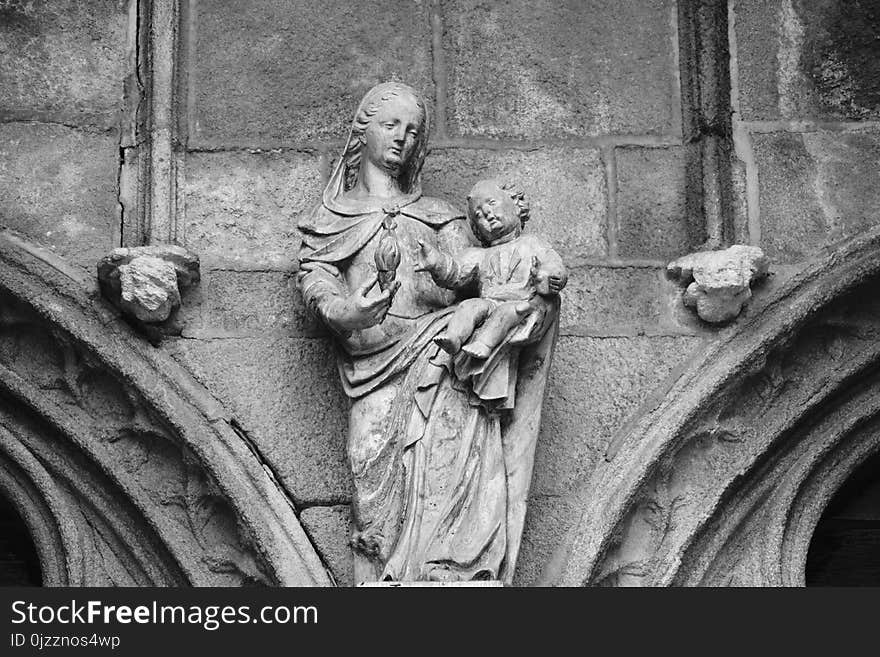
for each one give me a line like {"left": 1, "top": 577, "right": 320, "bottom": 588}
{"left": 509, "top": 238, "right": 567, "bottom": 346}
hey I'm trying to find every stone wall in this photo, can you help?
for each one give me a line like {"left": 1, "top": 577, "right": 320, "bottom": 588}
{"left": 171, "top": 0, "right": 703, "bottom": 587}
{"left": 2, "top": 0, "right": 878, "bottom": 586}
{"left": 0, "top": 0, "right": 129, "bottom": 269}
{"left": 732, "top": 0, "right": 880, "bottom": 264}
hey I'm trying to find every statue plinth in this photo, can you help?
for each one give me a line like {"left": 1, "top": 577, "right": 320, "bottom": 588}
{"left": 358, "top": 581, "right": 503, "bottom": 587}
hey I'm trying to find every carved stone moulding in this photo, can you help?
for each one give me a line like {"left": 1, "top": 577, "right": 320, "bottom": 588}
{"left": 0, "top": 434, "right": 77, "bottom": 586}
{"left": 546, "top": 226, "right": 880, "bottom": 586}
{"left": 0, "top": 229, "right": 330, "bottom": 586}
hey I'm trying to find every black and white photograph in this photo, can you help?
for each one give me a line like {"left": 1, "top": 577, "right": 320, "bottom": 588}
{"left": 0, "top": 0, "right": 878, "bottom": 648}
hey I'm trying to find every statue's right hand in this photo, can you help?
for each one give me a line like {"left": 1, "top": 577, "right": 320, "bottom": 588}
{"left": 326, "top": 275, "right": 399, "bottom": 332}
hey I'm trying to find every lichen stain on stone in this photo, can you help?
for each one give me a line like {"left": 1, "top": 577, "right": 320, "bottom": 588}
{"left": 777, "top": 0, "right": 806, "bottom": 118}
{"left": 801, "top": 133, "right": 843, "bottom": 239}
{"left": 799, "top": 0, "right": 880, "bottom": 119}
{"left": 59, "top": 215, "right": 92, "bottom": 239}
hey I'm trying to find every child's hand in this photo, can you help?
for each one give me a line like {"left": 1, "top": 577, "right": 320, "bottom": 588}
{"left": 414, "top": 239, "right": 445, "bottom": 275}
{"left": 547, "top": 270, "right": 568, "bottom": 293}
{"left": 530, "top": 256, "right": 567, "bottom": 295}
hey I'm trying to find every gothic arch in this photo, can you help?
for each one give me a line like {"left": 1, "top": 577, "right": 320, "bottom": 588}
{"left": 0, "top": 229, "right": 331, "bottom": 586}
{"left": 546, "top": 226, "right": 880, "bottom": 586}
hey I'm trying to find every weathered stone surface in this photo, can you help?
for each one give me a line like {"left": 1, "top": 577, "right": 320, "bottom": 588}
{"left": 733, "top": 0, "right": 784, "bottom": 121}
{"left": 532, "top": 336, "right": 702, "bottom": 498}
{"left": 0, "top": 123, "right": 118, "bottom": 270}
{"left": 118, "top": 257, "right": 179, "bottom": 322}
{"left": 0, "top": 244, "right": 332, "bottom": 586}
{"left": 300, "top": 505, "right": 353, "bottom": 587}
{"left": 514, "top": 494, "right": 581, "bottom": 587}
{"left": 734, "top": 0, "right": 880, "bottom": 121}
{"left": 0, "top": 0, "right": 128, "bottom": 125}
{"left": 177, "top": 269, "right": 325, "bottom": 339}
{"left": 117, "top": 245, "right": 201, "bottom": 287}
{"left": 98, "top": 245, "right": 201, "bottom": 324}
{"left": 753, "top": 131, "right": 880, "bottom": 263}
{"left": 444, "top": 0, "right": 679, "bottom": 138}
{"left": 560, "top": 267, "right": 681, "bottom": 333}
{"left": 165, "top": 336, "right": 351, "bottom": 505}
{"left": 183, "top": 151, "right": 322, "bottom": 269}
{"left": 549, "top": 232, "right": 880, "bottom": 586}
{"left": 422, "top": 148, "right": 607, "bottom": 259}
{"left": 190, "top": 0, "right": 432, "bottom": 146}
{"left": 668, "top": 245, "right": 770, "bottom": 323}
{"left": 616, "top": 146, "right": 700, "bottom": 260}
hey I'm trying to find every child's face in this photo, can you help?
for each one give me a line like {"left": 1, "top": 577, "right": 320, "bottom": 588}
{"left": 467, "top": 181, "right": 521, "bottom": 244}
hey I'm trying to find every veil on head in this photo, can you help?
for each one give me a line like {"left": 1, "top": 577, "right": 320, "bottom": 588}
{"left": 323, "top": 81, "right": 430, "bottom": 215}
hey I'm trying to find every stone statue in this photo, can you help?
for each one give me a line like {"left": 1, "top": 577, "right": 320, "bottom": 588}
{"left": 297, "top": 82, "right": 564, "bottom": 584}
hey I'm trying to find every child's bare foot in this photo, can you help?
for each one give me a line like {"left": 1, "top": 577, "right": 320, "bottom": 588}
{"left": 434, "top": 333, "right": 461, "bottom": 354}
{"left": 461, "top": 340, "right": 492, "bottom": 359}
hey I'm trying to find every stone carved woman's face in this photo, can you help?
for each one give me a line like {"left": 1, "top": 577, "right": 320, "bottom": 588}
{"left": 362, "top": 93, "right": 424, "bottom": 176}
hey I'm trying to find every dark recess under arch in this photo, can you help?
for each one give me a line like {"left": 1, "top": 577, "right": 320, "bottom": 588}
{"left": 807, "top": 450, "right": 880, "bottom": 586}
{"left": 0, "top": 493, "right": 42, "bottom": 586}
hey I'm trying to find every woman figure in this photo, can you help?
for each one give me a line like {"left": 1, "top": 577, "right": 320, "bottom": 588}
{"left": 297, "top": 82, "right": 559, "bottom": 584}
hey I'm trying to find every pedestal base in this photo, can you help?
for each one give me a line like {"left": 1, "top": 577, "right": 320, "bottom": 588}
{"left": 358, "top": 580, "right": 503, "bottom": 587}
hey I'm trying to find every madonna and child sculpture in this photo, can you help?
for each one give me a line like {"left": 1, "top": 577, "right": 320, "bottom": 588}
{"left": 297, "top": 82, "right": 566, "bottom": 584}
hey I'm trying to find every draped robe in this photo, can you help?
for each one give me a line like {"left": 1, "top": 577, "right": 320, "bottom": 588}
{"left": 298, "top": 194, "right": 558, "bottom": 583}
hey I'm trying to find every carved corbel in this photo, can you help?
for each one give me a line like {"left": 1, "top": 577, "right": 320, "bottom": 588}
{"left": 97, "top": 245, "right": 200, "bottom": 328}
{"left": 667, "top": 245, "right": 769, "bottom": 323}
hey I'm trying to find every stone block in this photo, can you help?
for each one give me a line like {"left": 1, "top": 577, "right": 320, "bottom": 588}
{"left": 183, "top": 151, "right": 323, "bottom": 269}
{"left": 616, "top": 146, "right": 700, "bottom": 260}
{"left": 190, "top": 0, "right": 433, "bottom": 146}
{"left": 0, "top": 123, "right": 119, "bottom": 270}
{"left": 444, "top": 0, "right": 679, "bottom": 138}
{"left": 560, "top": 267, "right": 679, "bottom": 333}
{"left": 753, "top": 131, "right": 880, "bottom": 263}
{"left": 165, "top": 336, "right": 351, "bottom": 505}
{"left": 422, "top": 147, "right": 607, "bottom": 259}
{"left": 300, "top": 505, "right": 353, "bottom": 587}
{"left": 732, "top": 0, "right": 781, "bottom": 122}
{"left": 734, "top": 0, "right": 880, "bottom": 121}
{"left": 178, "top": 269, "right": 325, "bottom": 339}
{"left": 532, "top": 336, "right": 701, "bottom": 497}
{"left": 0, "top": 0, "right": 128, "bottom": 125}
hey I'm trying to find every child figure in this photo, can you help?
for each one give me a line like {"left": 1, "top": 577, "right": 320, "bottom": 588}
{"left": 416, "top": 179, "right": 567, "bottom": 359}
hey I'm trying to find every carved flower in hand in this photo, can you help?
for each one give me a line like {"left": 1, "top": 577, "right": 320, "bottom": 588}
{"left": 375, "top": 230, "right": 401, "bottom": 291}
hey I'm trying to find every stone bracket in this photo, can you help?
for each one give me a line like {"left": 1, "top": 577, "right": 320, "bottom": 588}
{"left": 667, "top": 244, "right": 769, "bottom": 323}
{"left": 97, "top": 244, "right": 200, "bottom": 328}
